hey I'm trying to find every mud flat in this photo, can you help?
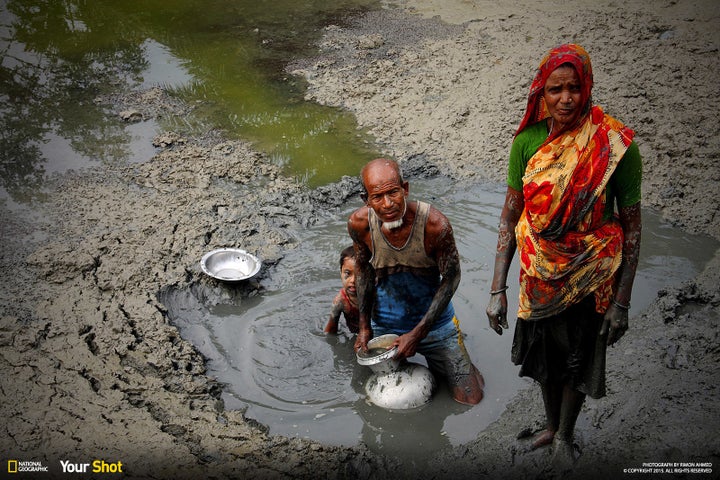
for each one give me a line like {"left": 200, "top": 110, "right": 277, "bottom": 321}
{"left": 292, "top": 0, "right": 720, "bottom": 477}
{"left": 1, "top": 0, "right": 719, "bottom": 479}
{"left": 0, "top": 96, "right": 391, "bottom": 477}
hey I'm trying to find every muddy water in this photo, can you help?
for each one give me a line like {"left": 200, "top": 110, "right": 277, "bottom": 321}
{"left": 163, "top": 176, "right": 718, "bottom": 467}
{"left": 6, "top": 0, "right": 718, "bottom": 467}
{"left": 0, "top": 0, "right": 381, "bottom": 205}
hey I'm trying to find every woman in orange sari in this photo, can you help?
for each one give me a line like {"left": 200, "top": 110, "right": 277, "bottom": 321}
{"left": 486, "top": 44, "right": 642, "bottom": 468}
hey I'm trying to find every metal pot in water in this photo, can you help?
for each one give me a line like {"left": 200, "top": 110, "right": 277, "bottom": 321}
{"left": 356, "top": 334, "right": 436, "bottom": 410}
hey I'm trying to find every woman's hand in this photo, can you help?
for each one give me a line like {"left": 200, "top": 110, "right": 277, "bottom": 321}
{"left": 600, "top": 303, "right": 629, "bottom": 346}
{"left": 486, "top": 292, "right": 509, "bottom": 335}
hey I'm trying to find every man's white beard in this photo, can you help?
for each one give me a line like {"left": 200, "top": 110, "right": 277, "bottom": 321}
{"left": 380, "top": 202, "right": 407, "bottom": 231}
{"left": 382, "top": 218, "right": 403, "bottom": 230}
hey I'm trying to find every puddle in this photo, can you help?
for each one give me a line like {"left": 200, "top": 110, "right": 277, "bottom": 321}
{"left": 139, "top": 39, "right": 194, "bottom": 89}
{"left": 5, "top": 0, "right": 717, "bottom": 468}
{"left": 0, "top": 0, "right": 383, "bottom": 206}
{"left": 0, "top": 24, "right": 180, "bottom": 203}
{"left": 161, "top": 177, "right": 718, "bottom": 466}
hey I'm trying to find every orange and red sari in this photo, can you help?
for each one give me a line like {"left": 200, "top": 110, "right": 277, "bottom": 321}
{"left": 514, "top": 44, "right": 635, "bottom": 320}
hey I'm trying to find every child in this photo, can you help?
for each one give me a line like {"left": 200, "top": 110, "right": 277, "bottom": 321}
{"left": 324, "top": 246, "right": 359, "bottom": 334}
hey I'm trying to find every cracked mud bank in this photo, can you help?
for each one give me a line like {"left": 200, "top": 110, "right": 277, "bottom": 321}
{"left": 2, "top": 1, "right": 719, "bottom": 479}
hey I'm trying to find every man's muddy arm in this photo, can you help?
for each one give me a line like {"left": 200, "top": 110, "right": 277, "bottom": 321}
{"left": 348, "top": 213, "right": 374, "bottom": 352}
{"left": 396, "top": 212, "right": 460, "bottom": 359}
{"left": 423, "top": 231, "right": 461, "bottom": 330}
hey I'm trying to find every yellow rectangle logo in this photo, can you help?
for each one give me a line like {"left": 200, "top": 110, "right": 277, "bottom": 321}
{"left": 8, "top": 460, "right": 18, "bottom": 473}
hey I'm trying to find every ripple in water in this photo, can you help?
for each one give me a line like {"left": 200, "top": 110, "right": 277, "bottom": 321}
{"left": 163, "top": 177, "right": 718, "bottom": 466}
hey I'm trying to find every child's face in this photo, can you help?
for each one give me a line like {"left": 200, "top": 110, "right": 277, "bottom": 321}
{"left": 340, "top": 257, "right": 357, "bottom": 298}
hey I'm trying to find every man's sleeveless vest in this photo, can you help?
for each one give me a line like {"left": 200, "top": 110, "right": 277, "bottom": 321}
{"left": 368, "top": 201, "right": 455, "bottom": 332}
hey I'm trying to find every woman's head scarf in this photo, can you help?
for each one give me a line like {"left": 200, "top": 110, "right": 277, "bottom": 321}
{"left": 515, "top": 44, "right": 594, "bottom": 137}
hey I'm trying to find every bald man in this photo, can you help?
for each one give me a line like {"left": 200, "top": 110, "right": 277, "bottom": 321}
{"left": 348, "top": 158, "right": 484, "bottom": 405}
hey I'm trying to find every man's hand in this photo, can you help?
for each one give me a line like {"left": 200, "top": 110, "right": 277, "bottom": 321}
{"left": 486, "top": 292, "right": 509, "bottom": 335}
{"left": 354, "top": 326, "right": 372, "bottom": 353}
{"left": 600, "top": 303, "right": 629, "bottom": 346}
{"left": 393, "top": 330, "right": 423, "bottom": 360}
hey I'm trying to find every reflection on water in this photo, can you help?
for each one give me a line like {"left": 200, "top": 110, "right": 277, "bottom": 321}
{"left": 163, "top": 177, "right": 718, "bottom": 468}
{"left": 1, "top": 0, "right": 381, "bottom": 204}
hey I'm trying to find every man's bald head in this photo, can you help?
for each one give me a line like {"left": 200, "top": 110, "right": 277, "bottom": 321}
{"left": 360, "top": 158, "right": 403, "bottom": 195}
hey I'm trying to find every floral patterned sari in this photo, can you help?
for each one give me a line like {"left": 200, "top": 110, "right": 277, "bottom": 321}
{"left": 514, "top": 45, "right": 635, "bottom": 320}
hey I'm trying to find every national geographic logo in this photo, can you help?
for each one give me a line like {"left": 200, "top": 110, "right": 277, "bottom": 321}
{"left": 7, "top": 459, "right": 49, "bottom": 473}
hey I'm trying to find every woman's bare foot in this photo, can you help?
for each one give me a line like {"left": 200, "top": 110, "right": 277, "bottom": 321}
{"left": 517, "top": 428, "right": 556, "bottom": 450}
{"left": 550, "top": 436, "right": 578, "bottom": 471}
{"left": 531, "top": 429, "right": 556, "bottom": 450}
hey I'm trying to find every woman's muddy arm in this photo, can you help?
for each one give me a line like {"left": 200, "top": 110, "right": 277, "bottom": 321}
{"left": 486, "top": 187, "right": 523, "bottom": 335}
{"left": 615, "top": 202, "right": 642, "bottom": 307}
{"left": 601, "top": 202, "right": 642, "bottom": 345}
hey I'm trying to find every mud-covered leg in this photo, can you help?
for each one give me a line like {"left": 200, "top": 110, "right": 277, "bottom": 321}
{"left": 530, "top": 381, "right": 562, "bottom": 449}
{"left": 550, "top": 385, "right": 585, "bottom": 468}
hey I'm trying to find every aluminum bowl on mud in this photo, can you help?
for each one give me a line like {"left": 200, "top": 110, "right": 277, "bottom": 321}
{"left": 200, "top": 248, "right": 261, "bottom": 282}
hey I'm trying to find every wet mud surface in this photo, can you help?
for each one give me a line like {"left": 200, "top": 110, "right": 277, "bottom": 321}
{"left": 2, "top": 1, "right": 720, "bottom": 479}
